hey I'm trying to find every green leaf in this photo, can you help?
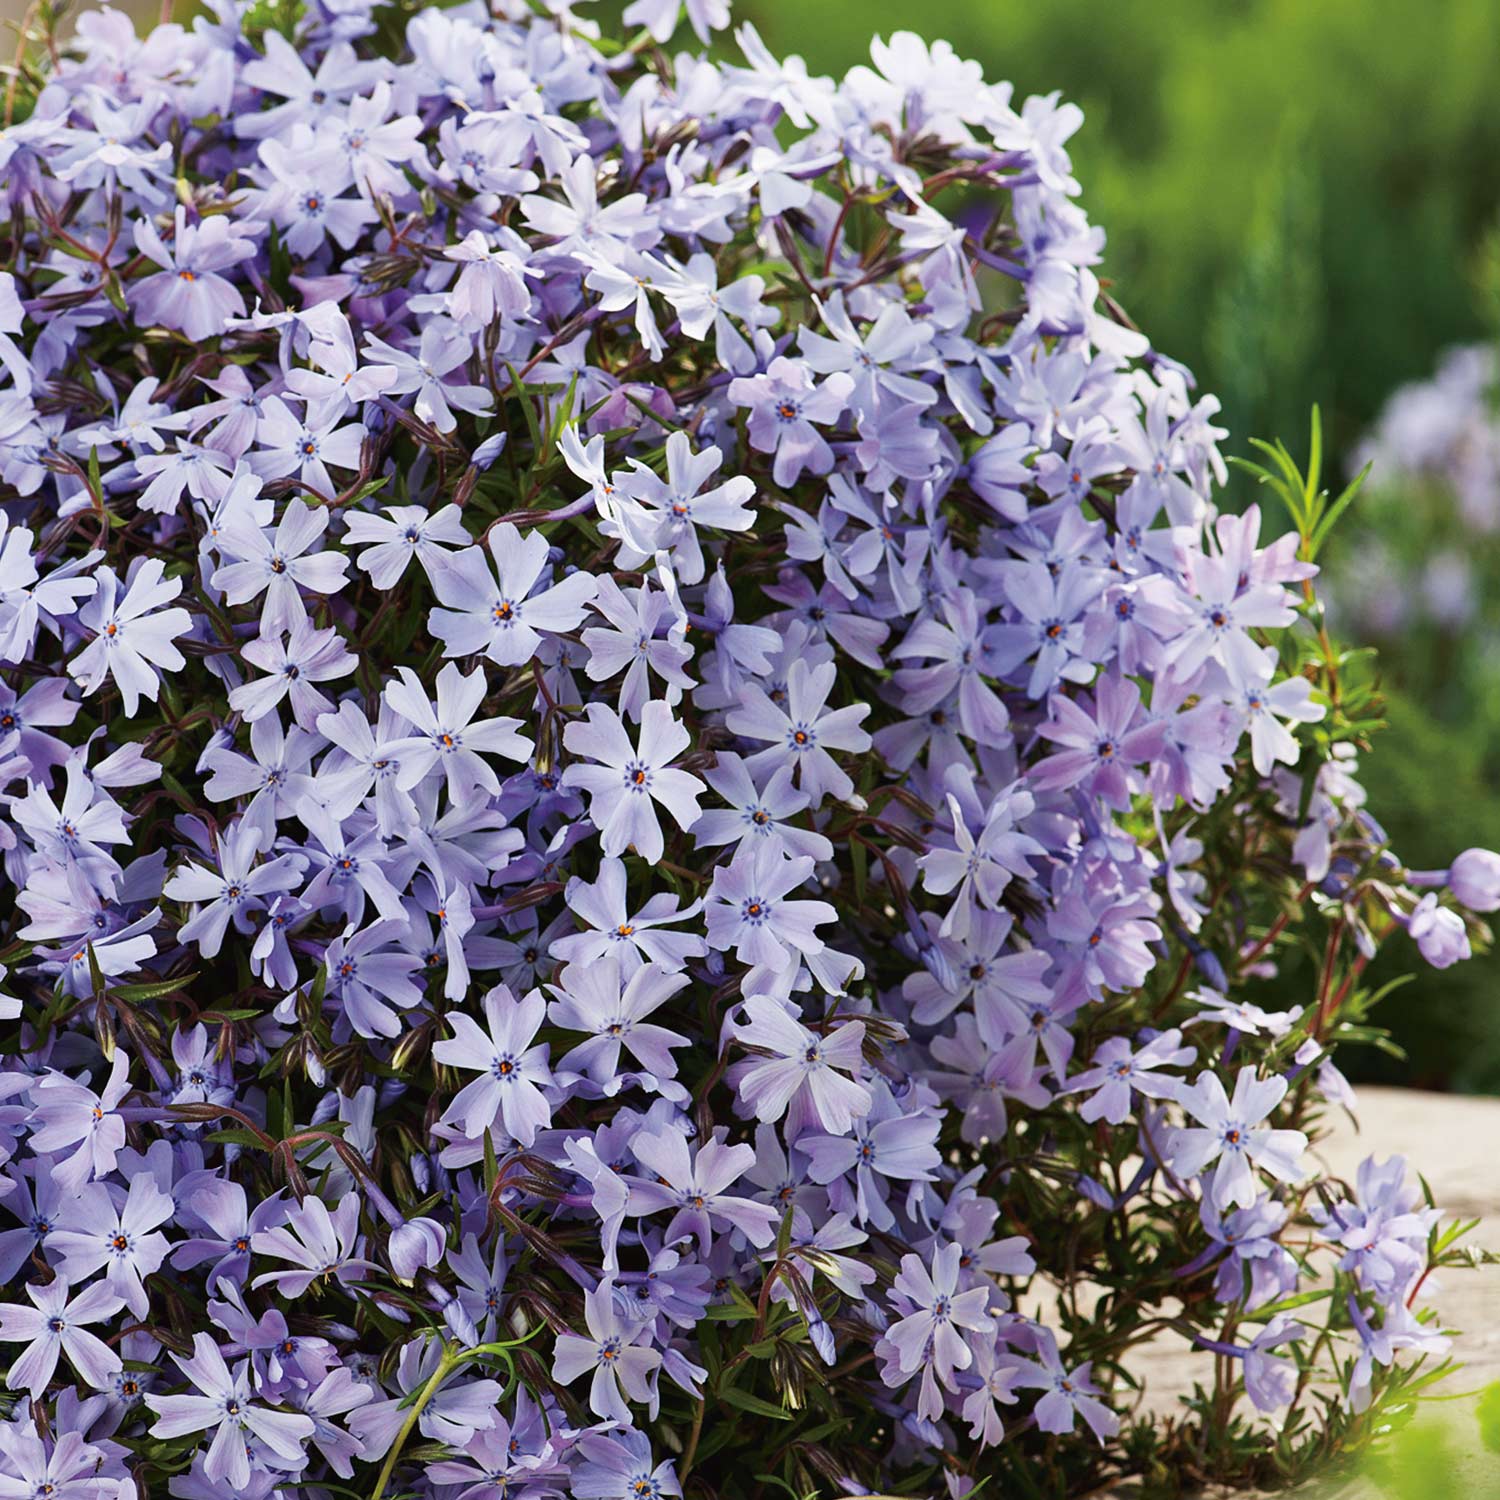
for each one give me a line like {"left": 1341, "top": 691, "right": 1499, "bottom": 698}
{"left": 719, "top": 1386, "right": 793, "bottom": 1421}
{"left": 114, "top": 973, "right": 199, "bottom": 1002}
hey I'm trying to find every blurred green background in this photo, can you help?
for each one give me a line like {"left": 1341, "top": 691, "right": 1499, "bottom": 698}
{"left": 739, "top": 0, "right": 1500, "bottom": 1090}
{"left": 9, "top": 0, "right": 1500, "bottom": 1086}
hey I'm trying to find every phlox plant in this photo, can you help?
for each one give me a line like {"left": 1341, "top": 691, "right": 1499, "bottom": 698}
{"left": 0, "top": 1, "right": 1493, "bottom": 1498}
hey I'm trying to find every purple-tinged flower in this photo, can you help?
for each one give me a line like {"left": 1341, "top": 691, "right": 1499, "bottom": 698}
{"left": 730, "top": 994, "right": 872, "bottom": 1138}
{"left": 251, "top": 1192, "right": 374, "bottom": 1298}
{"left": 320, "top": 918, "right": 425, "bottom": 1039}
{"left": 1010, "top": 1328, "right": 1119, "bottom": 1441}
{"left": 1448, "top": 847, "right": 1500, "bottom": 911}
{"left": 68, "top": 560, "right": 191, "bottom": 717}
{"left": 728, "top": 357, "right": 853, "bottom": 487}
{"left": 247, "top": 395, "right": 365, "bottom": 499}
{"left": 550, "top": 857, "right": 706, "bottom": 974}
{"left": 146, "top": 1331, "right": 314, "bottom": 1490}
{"left": 692, "top": 753, "right": 833, "bottom": 863}
{"left": 1407, "top": 893, "right": 1470, "bottom": 969}
{"left": 0, "top": 516, "right": 99, "bottom": 663}
{"left": 383, "top": 661, "right": 532, "bottom": 798}
{"left": 428, "top": 522, "right": 598, "bottom": 666}
{"left": 212, "top": 499, "right": 350, "bottom": 631}
{"left": 704, "top": 843, "right": 836, "bottom": 978}
{"left": 0, "top": 1279, "right": 123, "bottom": 1397}
{"left": 293, "top": 1365, "right": 372, "bottom": 1478}
{"left": 581, "top": 577, "right": 694, "bottom": 723}
{"left": 1240, "top": 1315, "right": 1306, "bottom": 1413}
{"left": 551, "top": 1279, "right": 662, "bottom": 1425}
{"left": 174, "top": 1180, "right": 286, "bottom": 1288}
{"left": 342, "top": 502, "right": 471, "bottom": 589}
{"left": 27, "top": 1051, "right": 132, "bottom": 1193}
{"left": 131, "top": 208, "right": 255, "bottom": 341}
{"left": 880, "top": 1242, "right": 994, "bottom": 1421}
{"left": 626, "top": 1127, "right": 778, "bottom": 1252}
{"left": 802, "top": 1081, "right": 942, "bottom": 1233}
{"left": 1030, "top": 676, "right": 1168, "bottom": 810}
{"left": 725, "top": 658, "right": 872, "bottom": 806}
{"left": 622, "top": 0, "right": 729, "bottom": 45}
{"left": 918, "top": 785, "right": 1045, "bottom": 942}
{"left": 229, "top": 614, "right": 356, "bottom": 729}
{"left": 618, "top": 430, "right": 757, "bottom": 585}
{"left": 433, "top": 985, "right": 554, "bottom": 1146}
{"left": 562, "top": 700, "right": 705, "bottom": 864}
{"left": 163, "top": 819, "right": 306, "bottom": 958}
{"left": 1066, "top": 1030, "right": 1194, "bottom": 1125}
{"left": 0, "top": 1425, "right": 121, "bottom": 1500}
{"left": 548, "top": 958, "right": 690, "bottom": 1094}
{"left": 1167, "top": 1067, "right": 1308, "bottom": 1211}
{"left": 50, "top": 1176, "right": 174, "bottom": 1319}
{"left": 444, "top": 230, "right": 538, "bottom": 330}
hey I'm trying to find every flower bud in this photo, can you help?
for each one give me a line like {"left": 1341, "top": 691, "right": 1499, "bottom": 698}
{"left": 1407, "top": 893, "right": 1471, "bottom": 969}
{"left": 1449, "top": 847, "right": 1500, "bottom": 912}
{"left": 388, "top": 1215, "right": 447, "bottom": 1282}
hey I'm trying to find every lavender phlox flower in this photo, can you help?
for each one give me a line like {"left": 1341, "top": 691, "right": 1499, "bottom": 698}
{"left": 1167, "top": 1067, "right": 1308, "bottom": 1211}
{"left": 728, "top": 356, "right": 854, "bottom": 487}
{"left": 879, "top": 1242, "right": 994, "bottom": 1421}
{"left": 1406, "top": 892, "right": 1471, "bottom": 969}
{"left": 251, "top": 1192, "right": 376, "bottom": 1298}
{"left": 50, "top": 1175, "right": 174, "bottom": 1319}
{"left": 428, "top": 522, "right": 598, "bottom": 666}
{"left": 244, "top": 394, "right": 365, "bottom": 500}
{"left": 0, "top": 1279, "right": 123, "bottom": 1397}
{"left": 130, "top": 207, "right": 255, "bottom": 341}
{"left": 229, "top": 613, "right": 356, "bottom": 729}
{"left": 562, "top": 700, "right": 705, "bottom": 864}
{"left": 1008, "top": 1327, "right": 1119, "bottom": 1441}
{"left": 1066, "top": 1029, "right": 1194, "bottom": 1125}
{"left": 211, "top": 499, "right": 350, "bottom": 632}
{"left": 801, "top": 1079, "right": 942, "bottom": 1232}
{"left": 146, "top": 1331, "right": 315, "bottom": 1490}
{"left": 704, "top": 841, "right": 836, "bottom": 979}
{"left": 317, "top": 918, "right": 426, "bottom": 1040}
{"left": 1030, "top": 675, "right": 1168, "bottom": 810}
{"left": 729, "top": 993, "right": 872, "bottom": 1138}
{"left": 1183, "top": 987, "right": 1299, "bottom": 1039}
{"left": 364, "top": 322, "right": 494, "bottom": 434}
{"left": 581, "top": 575, "right": 694, "bottom": 722}
{"left": 341, "top": 502, "right": 471, "bottom": 589}
{"left": 551, "top": 1279, "right": 662, "bottom": 1425}
{"left": 164, "top": 819, "right": 306, "bottom": 958}
{"left": 918, "top": 783, "right": 1045, "bottom": 941}
{"left": 12, "top": 756, "right": 130, "bottom": 880}
{"left": 550, "top": 857, "right": 705, "bottom": 974}
{"left": 27, "top": 1050, "right": 132, "bottom": 1193}
{"left": 548, "top": 957, "right": 691, "bottom": 1096}
{"left": 433, "top": 984, "right": 554, "bottom": 1145}
{"left": 692, "top": 752, "right": 834, "bottom": 863}
{"left": 68, "top": 560, "right": 191, "bottom": 717}
{"left": 626, "top": 1125, "right": 779, "bottom": 1253}
{"left": 383, "top": 661, "right": 532, "bottom": 798}
{"left": 725, "top": 657, "right": 872, "bottom": 806}
{"left": 0, "top": 516, "right": 99, "bottom": 664}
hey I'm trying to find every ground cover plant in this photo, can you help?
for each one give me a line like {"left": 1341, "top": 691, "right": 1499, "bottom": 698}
{"left": 0, "top": 0, "right": 1495, "bottom": 1496}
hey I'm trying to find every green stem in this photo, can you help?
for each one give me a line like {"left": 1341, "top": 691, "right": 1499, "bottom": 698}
{"left": 369, "top": 1341, "right": 463, "bottom": 1500}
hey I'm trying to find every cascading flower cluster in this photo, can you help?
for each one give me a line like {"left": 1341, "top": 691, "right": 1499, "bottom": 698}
{"left": 0, "top": 1, "right": 1494, "bottom": 1496}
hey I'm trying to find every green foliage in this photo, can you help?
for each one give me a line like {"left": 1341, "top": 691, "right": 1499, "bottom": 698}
{"left": 742, "top": 0, "right": 1500, "bottom": 459}
{"left": 1350, "top": 1389, "right": 1500, "bottom": 1498}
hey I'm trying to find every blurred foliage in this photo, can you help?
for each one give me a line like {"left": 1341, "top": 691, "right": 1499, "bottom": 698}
{"left": 747, "top": 0, "right": 1500, "bottom": 1093}
{"left": 1346, "top": 1385, "right": 1500, "bottom": 1497}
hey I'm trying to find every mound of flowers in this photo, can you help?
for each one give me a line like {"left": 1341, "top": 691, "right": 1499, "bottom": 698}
{"left": 0, "top": 1, "right": 1493, "bottom": 1496}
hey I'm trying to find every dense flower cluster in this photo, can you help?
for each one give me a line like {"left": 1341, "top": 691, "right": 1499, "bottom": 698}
{"left": 0, "top": 2, "right": 1493, "bottom": 1496}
